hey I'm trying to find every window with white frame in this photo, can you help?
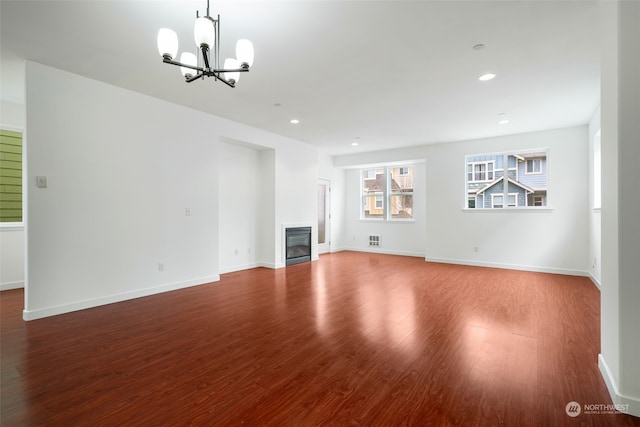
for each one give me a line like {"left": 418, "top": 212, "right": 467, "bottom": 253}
{"left": 362, "top": 165, "right": 414, "bottom": 220}
{"left": 491, "top": 193, "right": 517, "bottom": 208}
{"left": 467, "top": 161, "right": 494, "bottom": 182}
{"left": 526, "top": 158, "right": 542, "bottom": 174}
{"left": 466, "top": 150, "right": 548, "bottom": 209}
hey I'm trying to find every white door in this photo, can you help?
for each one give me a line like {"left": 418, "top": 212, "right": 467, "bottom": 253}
{"left": 318, "top": 179, "right": 331, "bottom": 254}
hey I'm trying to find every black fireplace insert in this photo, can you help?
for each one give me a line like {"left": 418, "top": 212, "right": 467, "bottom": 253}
{"left": 285, "top": 227, "right": 311, "bottom": 265}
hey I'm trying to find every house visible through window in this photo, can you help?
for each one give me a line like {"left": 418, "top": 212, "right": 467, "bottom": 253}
{"left": 466, "top": 150, "right": 548, "bottom": 209}
{"left": 0, "top": 129, "right": 23, "bottom": 223}
{"left": 526, "top": 158, "right": 542, "bottom": 174}
{"left": 362, "top": 165, "right": 414, "bottom": 220}
{"left": 375, "top": 195, "right": 383, "bottom": 209}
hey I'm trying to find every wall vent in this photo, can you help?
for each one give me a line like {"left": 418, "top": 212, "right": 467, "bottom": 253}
{"left": 369, "top": 235, "right": 381, "bottom": 247}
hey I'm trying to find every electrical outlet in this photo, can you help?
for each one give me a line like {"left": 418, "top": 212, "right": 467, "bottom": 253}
{"left": 185, "top": 208, "right": 191, "bottom": 216}
{"left": 158, "top": 262, "right": 164, "bottom": 271}
{"left": 474, "top": 246, "right": 479, "bottom": 253}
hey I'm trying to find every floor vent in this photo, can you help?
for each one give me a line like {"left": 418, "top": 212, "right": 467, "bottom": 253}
{"left": 369, "top": 235, "right": 381, "bottom": 247}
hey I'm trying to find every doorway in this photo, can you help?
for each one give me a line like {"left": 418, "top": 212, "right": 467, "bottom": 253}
{"left": 317, "top": 179, "right": 330, "bottom": 254}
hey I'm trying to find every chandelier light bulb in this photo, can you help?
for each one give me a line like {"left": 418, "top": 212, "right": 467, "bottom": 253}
{"left": 180, "top": 52, "right": 198, "bottom": 78}
{"left": 236, "top": 39, "right": 254, "bottom": 68}
{"left": 157, "top": 28, "right": 178, "bottom": 59}
{"left": 194, "top": 17, "right": 215, "bottom": 48}
{"left": 223, "top": 58, "right": 240, "bottom": 84}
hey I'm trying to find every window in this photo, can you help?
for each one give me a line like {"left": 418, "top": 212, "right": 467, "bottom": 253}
{"left": 526, "top": 158, "right": 542, "bottom": 174}
{"left": 364, "top": 169, "right": 377, "bottom": 180}
{"left": 492, "top": 193, "right": 517, "bottom": 208}
{"left": 375, "top": 196, "right": 383, "bottom": 209}
{"left": 466, "top": 150, "right": 548, "bottom": 209}
{"left": 467, "top": 161, "right": 494, "bottom": 182}
{"left": 0, "top": 129, "right": 23, "bottom": 223}
{"left": 362, "top": 165, "right": 414, "bottom": 220}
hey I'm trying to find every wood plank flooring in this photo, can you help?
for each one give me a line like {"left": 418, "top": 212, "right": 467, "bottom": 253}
{"left": 2, "top": 252, "right": 639, "bottom": 426}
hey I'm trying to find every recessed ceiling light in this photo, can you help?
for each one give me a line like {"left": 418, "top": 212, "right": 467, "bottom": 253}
{"left": 351, "top": 142, "right": 359, "bottom": 146}
{"left": 478, "top": 73, "right": 496, "bottom": 81}
{"left": 273, "top": 103, "right": 281, "bottom": 107}
{"left": 290, "top": 119, "right": 299, "bottom": 124}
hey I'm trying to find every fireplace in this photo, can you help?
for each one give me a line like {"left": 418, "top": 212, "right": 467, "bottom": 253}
{"left": 285, "top": 226, "right": 312, "bottom": 265}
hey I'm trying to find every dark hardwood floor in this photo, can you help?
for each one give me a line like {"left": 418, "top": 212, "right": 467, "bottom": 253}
{"left": 1, "top": 252, "right": 638, "bottom": 426}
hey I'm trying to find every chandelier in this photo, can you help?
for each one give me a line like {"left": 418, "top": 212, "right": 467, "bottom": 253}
{"left": 156, "top": 0, "right": 254, "bottom": 88}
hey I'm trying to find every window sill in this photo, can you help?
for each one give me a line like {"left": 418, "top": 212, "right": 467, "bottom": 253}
{"left": 0, "top": 223, "right": 25, "bottom": 230}
{"left": 462, "top": 207, "right": 554, "bottom": 213}
{"left": 360, "top": 219, "right": 416, "bottom": 223}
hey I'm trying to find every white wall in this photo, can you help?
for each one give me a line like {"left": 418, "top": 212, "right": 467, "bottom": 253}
{"left": 588, "top": 107, "right": 601, "bottom": 286}
{"left": 1, "top": 99, "right": 26, "bottom": 291}
{"left": 274, "top": 143, "right": 319, "bottom": 267}
{"left": 24, "top": 62, "right": 318, "bottom": 319}
{"left": 258, "top": 149, "right": 276, "bottom": 267}
{"left": 335, "top": 146, "right": 429, "bottom": 257}
{"left": 0, "top": 225, "right": 24, "bottom": 290}
{"left": 26, "top": 62, "right": 220, "bottom": 319}
{"left": 341, "top": 162, "right": 427, "bottom": 257}
{"left": 425, "top": 126, "right": 589, "bottom": 275}
{"left": 218, "top": 139, "right": 260, "bottom": 273}
{"left": 334, "top": 126, "right": 589, "bottom": 274}
{"left": 599, "top": 0, "right": 640, "bottom": 417}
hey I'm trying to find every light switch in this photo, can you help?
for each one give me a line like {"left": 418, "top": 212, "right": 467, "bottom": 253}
{"left": 36, "top": 176, "right": 48, "bottom": 188}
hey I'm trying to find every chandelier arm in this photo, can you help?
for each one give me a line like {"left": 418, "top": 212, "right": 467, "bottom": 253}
{"left": 185, "top": 73, "right": 206, "bottom": 83}
{"left": 162, "top": 57, "right": 203, "bottom": 73}
{"left": 212, "top": 72, "right": 236, "bottom": 88}
{"left": 212, "top": 68, "right": 250, "bottom": 73}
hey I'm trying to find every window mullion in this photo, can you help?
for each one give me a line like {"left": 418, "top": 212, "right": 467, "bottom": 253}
{"left": 503, "top": 154, "right": 509, "bottom": 209}
{"left": 385, "top": 167, "right": 390, "bottom": 220}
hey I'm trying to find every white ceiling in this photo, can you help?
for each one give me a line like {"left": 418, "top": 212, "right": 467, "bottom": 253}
{"left": 0, "top": 1, "right": 601, "bottom": 156}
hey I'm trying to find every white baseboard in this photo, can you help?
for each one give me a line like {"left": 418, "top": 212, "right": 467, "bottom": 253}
{"left": 425, "top": 256, "right": 589, "bottom": 277}
{"left": 590, "top": 273, "right": 602, "bottom": 290}
{"left": 598, "top": 354, "right": 640, "bottom": 417}
{"left": 22, "top": 275, "right": 220, "bottom": 321}
{"left": 1, "top": 280, "right": 24, "bottom": 291}
{"left": 219, "top": 262, "right": 260, "bottom": 274}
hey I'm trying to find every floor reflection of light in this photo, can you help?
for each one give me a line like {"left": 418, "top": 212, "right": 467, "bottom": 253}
{"left": 389, "top": 288, "right": 417, "bottom": 351}
{"left": 357, "top": 283, "right": 418, "bottom": 356}
{"left": 357, "top": 285, "right": 384, "bottom": 343}
{"left": 315, "top": 269, "right": 327, "bottom": 335}
{"left": 462, "top": 323, "right": 490, "bottom": 383}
